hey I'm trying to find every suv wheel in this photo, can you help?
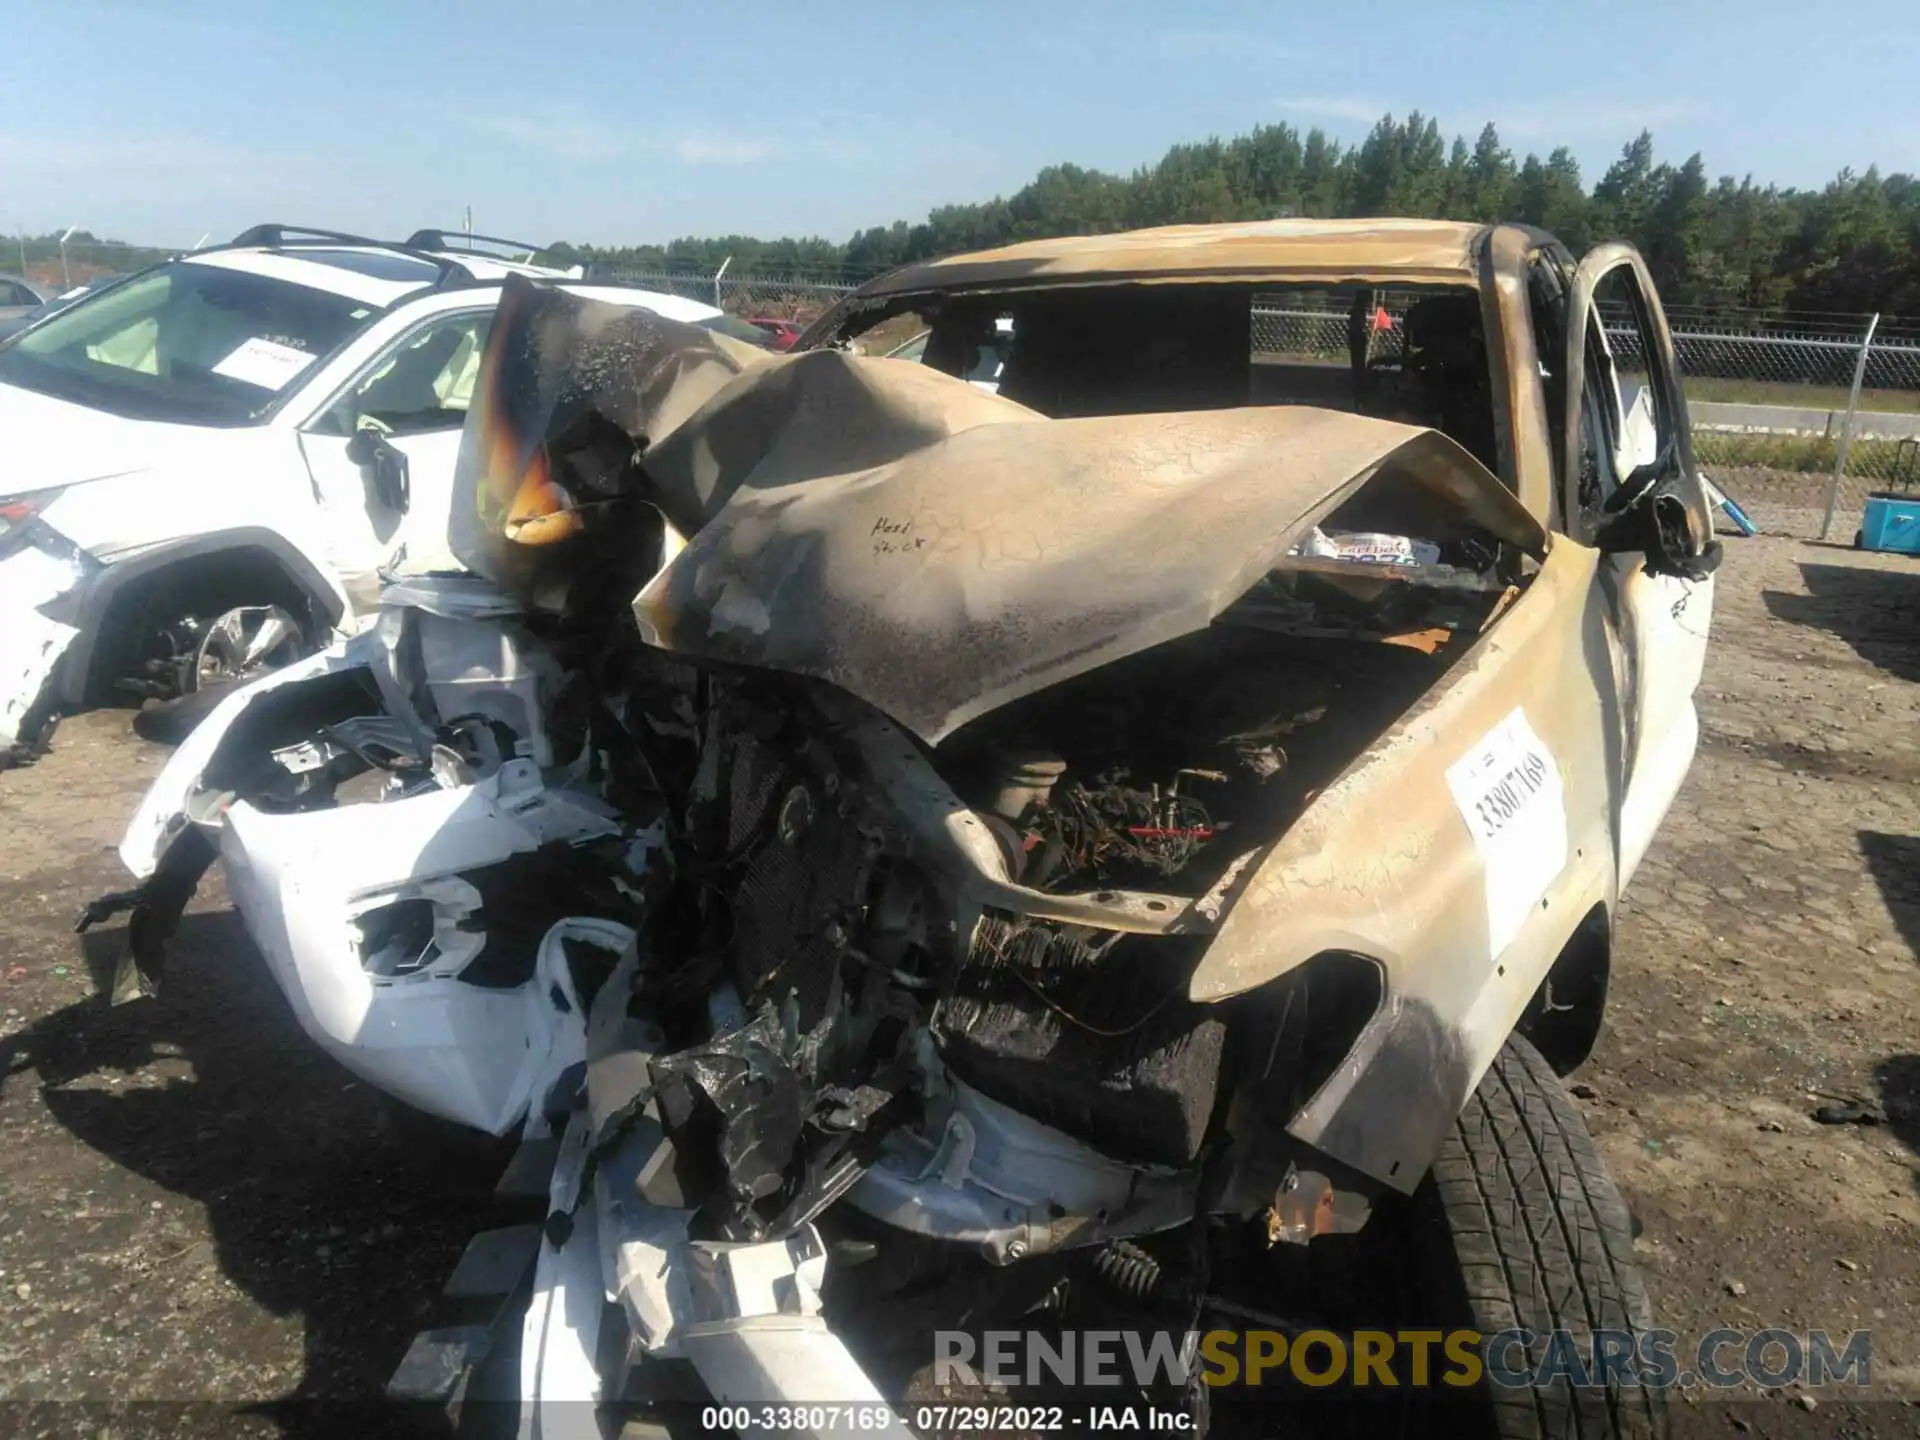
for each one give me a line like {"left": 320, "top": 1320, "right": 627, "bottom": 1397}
{"left": 133, "top": 603, "right": 311, "bottom": 745}
{"left": 190, "top": 603, "right": 304, "bottom": 691}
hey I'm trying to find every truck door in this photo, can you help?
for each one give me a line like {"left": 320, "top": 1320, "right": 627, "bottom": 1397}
{"left": 1560, "top": 243, "right": 1717, "bottom": 886}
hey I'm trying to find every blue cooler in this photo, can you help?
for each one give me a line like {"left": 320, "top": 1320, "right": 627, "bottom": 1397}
{"left": 1860, "top": 492, "right": 1920, "bottom": 554}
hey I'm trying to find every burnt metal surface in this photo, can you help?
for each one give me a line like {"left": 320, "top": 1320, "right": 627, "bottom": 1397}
{"left": 449, "top": 276, "right": 771, "bottom": 610}
{"left": 936, "top": 913, "right": 1225, "bottom": 1168}
{"left": 821, "top": 218, "right": 1490, "bottom": 304}
{"left": 632, "top": 350, "right": 1544, "bottom": 744}
{"left": 1184, "top": 536, "right": 1624, "bottom": 1191}
{"left": 410, "top": 225, "right": 1677, "bottom": 1204}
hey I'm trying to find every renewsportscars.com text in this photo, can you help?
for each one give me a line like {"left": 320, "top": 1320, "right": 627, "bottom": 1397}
{"left": 933, "top": 1327, "right": 1871, "bottom": 1391}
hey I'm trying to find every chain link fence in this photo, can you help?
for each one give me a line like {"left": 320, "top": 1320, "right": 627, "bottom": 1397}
{"left": 7, "top": 237, "right": 183, "bottom": 293}
{"left": 1249, "top": 297, "right": 1920, "bottom": 540}
{"left": 587, "top": 266, "right": 856, "bottom": 325}
{"left": 1653, "top": 312, "right": 1920, "bottom": 541}
{"left": 15, "top": 237, "right": 1920, "bottom": 540}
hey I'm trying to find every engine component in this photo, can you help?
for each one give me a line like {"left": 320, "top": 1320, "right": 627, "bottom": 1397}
{"left": 846, "top": 1080, "right": 1196, "bottom": 1265}
{"left": 937, "top": 914, "right": 1226, "bottom": 1167}
{"left": 1036, "top": 769, "right": 1220, "bottom": 888}
{"left": 983, "top": 747, "right": 1067, "bottom": 822}
{"left": 1090, "top": 1238, "right": 1167, "bottom": 1305}
{"left": 710, "top": 717, "right": 881, "bottom": 1027}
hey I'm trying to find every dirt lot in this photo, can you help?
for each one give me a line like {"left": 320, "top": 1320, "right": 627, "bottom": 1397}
{"left": 3, "top": 533, "right": 1920, "bottom": 1437}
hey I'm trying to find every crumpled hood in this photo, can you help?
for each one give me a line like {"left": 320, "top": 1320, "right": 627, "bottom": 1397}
{"left": 632, "top": 353, "right": 1545, "bottom": 742}
{"left": 0, "top": 381, "right": 245, "bottom": 495}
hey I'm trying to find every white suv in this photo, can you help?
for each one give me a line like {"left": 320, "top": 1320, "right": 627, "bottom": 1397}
{"left": 0, "top": 226, "right": 737, "bottom": 761}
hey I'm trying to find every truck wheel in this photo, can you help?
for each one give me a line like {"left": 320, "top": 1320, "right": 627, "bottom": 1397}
{"left": 1416, "top": 1034, "right": 1662, "bottom": 1439}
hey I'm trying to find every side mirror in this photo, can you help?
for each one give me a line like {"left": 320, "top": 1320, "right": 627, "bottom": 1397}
{"left": 1602, "top": 438, "right": 1675, "bottom": 518}
{"left": 346, "top": 427, "right": 410, "bottom": 514}
{"left": 1595, "top": 442, "right": 1721, "bottom": 582}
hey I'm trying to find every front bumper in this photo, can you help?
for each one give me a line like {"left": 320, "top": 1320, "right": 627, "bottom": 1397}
{"left": 119, "top": 596, "right": 630, "bottom": 1137}
{"left": 0, "top": 541, "right": 86, "bottom": 756}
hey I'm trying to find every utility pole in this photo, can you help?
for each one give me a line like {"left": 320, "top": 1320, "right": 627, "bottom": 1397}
{"left": 58, "top": 225, "right": 76, "bottom": 288}
{"left": 464, "top": 206, "right": 473, "bottom": 244}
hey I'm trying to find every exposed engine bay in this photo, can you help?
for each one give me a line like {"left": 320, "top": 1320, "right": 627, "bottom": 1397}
{"left": 99, "top": 277, "right": 1564, "bottom": 1432}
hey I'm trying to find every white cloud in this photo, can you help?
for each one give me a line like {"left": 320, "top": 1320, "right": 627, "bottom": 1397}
{"left": 673, "top": 133, "right": 774, "bottom": 167}
{"left": 447, "top": 111, "right": 780, "bottom": 168}
{"left": 1156, "top": 26, "right": 1309, "bottom": 64}
{"left": 0, "top": 131, "right": 268, "bottom": 174}
{"left": 457, "top": 108, "right": 629, "bottom": 162}
{"left": 1274, "top": 95, "right": 1386, "bottom": 123}
{"left": 1493, "top": 99, "right": 1708, "bottom": 142}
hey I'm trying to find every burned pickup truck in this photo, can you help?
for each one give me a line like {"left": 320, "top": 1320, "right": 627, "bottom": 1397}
{"left": 98, "top": 219, "right": 1716, "bottom": 1438}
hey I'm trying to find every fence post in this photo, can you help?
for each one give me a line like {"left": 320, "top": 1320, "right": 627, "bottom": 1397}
{"left": 1822, "top": 311, "right": 1880, "bottom": 540}
{"left": 713, "top": 255, "right": 732, "bottom": 310}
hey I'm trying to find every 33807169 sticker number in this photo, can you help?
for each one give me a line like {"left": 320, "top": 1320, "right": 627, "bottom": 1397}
{"left": 1445, "top": 707, "right": 1569, "bottom": 958}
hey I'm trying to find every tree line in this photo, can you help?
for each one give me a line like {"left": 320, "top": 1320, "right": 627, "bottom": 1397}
{"left": 541, "top": 115, "right": 1920, "bottom": 320}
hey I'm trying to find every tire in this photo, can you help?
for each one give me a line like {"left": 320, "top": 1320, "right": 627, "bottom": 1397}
{"left": 1416, "top": 1034, "right": 1661, "bottom": 1440}
{"left": 129, "top": 603, "right": 310, "bottom": 746}
{"left": 132, "top": 677, "right": 246, "bottom": 746}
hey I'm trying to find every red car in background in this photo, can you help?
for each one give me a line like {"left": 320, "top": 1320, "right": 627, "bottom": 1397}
{"left": 744, "top": 316, "right": 804, "bottom": 350}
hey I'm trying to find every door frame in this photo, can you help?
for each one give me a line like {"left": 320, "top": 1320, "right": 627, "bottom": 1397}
{"left": 1557, "top": 243, "right": 1711, "bottom": 546}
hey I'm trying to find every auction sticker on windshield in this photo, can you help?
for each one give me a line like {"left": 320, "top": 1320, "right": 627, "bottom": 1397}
{"left": 211, "top": 337, "right": 317, "bottom": 390}
{"left": 1446, "top": 707, "right": 1568, "bottom": 956}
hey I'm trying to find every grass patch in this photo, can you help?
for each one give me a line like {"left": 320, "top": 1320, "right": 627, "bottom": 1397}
{"left": 1682, "top": 377, "right": 1920, "bottom": 414}
{"left": 1697, "top": 429, "right": 1920, "bottom": 481}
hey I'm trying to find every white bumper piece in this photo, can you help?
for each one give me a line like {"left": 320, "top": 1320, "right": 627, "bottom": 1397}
{"left": 0, "top": 543, "right": 85, "bottom": 752}
{"left": 118, "top": 643, "right": 360, "bottom": 875}
{"left": 219, "top": 761, "right": 624, "bottom": 1134}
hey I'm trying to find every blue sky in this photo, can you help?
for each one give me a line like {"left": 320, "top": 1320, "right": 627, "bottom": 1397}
{"left": 6, "top": 0, "right": 1917, "bottom": 250}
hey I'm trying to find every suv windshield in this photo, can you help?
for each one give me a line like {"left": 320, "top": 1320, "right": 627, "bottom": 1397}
{"left": 0, "top": 261, "right": 375, "bottom": 426}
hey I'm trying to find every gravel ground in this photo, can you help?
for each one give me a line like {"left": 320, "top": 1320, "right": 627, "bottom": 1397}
{"left": 3, "top": 532, "right": 1920, "bottom": 1437}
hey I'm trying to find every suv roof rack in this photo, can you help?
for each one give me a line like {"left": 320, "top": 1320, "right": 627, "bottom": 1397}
{"left": 196, "top": 224, "right": 563, "bottom": 294}
{"left": 227, "top": 224, "right": 397, "bottom": 249}
{"left": 403, "top": 229, "right": 542, "bottom": 262}
{"left": 208, "top": 224, "right": 472, "bottom": 286}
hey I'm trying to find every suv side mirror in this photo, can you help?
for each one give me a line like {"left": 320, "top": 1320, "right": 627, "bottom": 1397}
{"left": 345, "top": 427, "right": 410, "bottom": 514}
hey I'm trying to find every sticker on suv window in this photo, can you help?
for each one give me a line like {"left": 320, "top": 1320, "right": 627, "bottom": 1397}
{"left": 211, "top": 337, "right": 317, "bottom": 391}
{"left": 1445, "top": 707, "right": 1568, "bottom": 958}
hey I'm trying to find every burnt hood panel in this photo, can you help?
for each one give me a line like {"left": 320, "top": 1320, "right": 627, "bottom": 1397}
{"left": 635, "top": 352, "right": 1545, "bottom": 744}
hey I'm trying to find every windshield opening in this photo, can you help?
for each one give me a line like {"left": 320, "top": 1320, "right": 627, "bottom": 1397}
{"left": 851, "top": 281, "right": 1500, "bottom": 477}
{"left": 0, "top": 261, "right": 375, "bottom": 426}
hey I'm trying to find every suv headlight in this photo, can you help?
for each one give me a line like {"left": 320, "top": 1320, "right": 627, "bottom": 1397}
{"left": 0, "top": 489, "right": 64, "bottom": 539}
{"left": 0, "top": 491, "right": 91, "bottom": 602}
